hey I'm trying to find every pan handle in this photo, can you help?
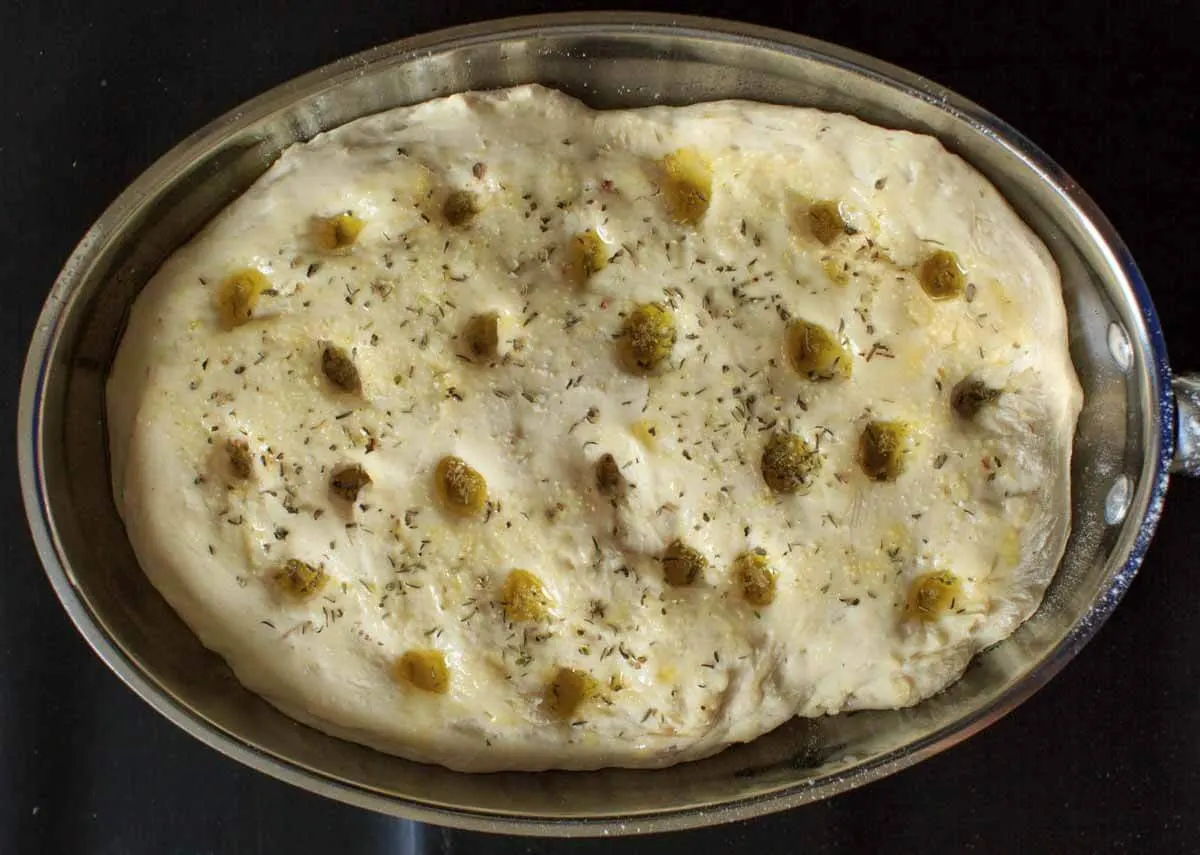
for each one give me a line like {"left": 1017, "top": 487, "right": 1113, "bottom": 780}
{"left": 1173, "top": 375, "right": 1200, "bottom": 476}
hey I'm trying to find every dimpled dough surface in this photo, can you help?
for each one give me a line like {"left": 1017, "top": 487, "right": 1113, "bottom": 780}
{"left": 107, "top": 85, "right": 1082, "bottom": 772}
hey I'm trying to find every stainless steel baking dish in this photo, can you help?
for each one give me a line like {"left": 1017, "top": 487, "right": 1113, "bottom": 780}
{"left": 19, "top": 12, "right": 1200, "bottom": 837}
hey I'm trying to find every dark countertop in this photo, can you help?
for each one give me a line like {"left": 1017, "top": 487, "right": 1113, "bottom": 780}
{"left": 3, "top": 1, "right": 1198, "bottom": 852}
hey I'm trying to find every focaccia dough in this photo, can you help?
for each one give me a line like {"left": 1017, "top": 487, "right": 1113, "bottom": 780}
{"left": 107, "top": 85, "right": 1082, "bottom": 771}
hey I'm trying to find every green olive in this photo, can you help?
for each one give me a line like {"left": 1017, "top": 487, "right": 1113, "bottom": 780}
{"left": 660, "top": 148, "right": 712, "bottom": 225}
{"left": 662, "top": 539, "right": 707, "bottom": 587}
{"left": 442, "top": 190, "right": 479, "bottom": 227}
{"left": 435, "top": 455, "right": 488, "bottom": 517}
{"left": 330, "top": 464, "right": 371, "bottom": 502}
{"left": 321, "top": 344, "right": 361, "bottom": 393}
{"left": 313, "top": 212, "right": 365, "bottom": 251}
{"left": 734, "top": 549, "right": 777, "bottom": 607}
{"left": 906, "top": 571, "right": 963, "bottom": 621}
{"left": 393, "top": 649, "right": 450, "bottom": 694}
{"left": 215, "top": 268, "right": 269, "bottom": 329}
{"left": 544, "top": 667, "right": 597, "bottom": 719}
{"left": 918, "top": 249, "right": 966, "bottom": 300}
{"left": 226, "top": 438, "right": 253, "bottom": 480}
{"left": 858, "top": 420, "right": 912, "bottom": 482}
{"left": 761, "top": 432, "right": 822, "bottom": 494}
{"left": 567, "top": 229, "right": 609, "bottom": 285}
{"left": 501, "top": 569, "right": 550, "bottom": 622}
{"left": 808, "top": 201, "right": 847, "bottom": 245}
{"left": 620, "top": 303, "right": 677, "bottom": 373}
{"left": 273, "top": 559, "right": 327, "bottom": 600}
{"left": 785, "top": 319, "right": 852, "bottom": 381}
{"left": 463, "top": 312, "right": 500, "bottom": 360}
{"left": 950, "top": 377, "right": 1001, "bottom": 420}
{"left": 595, "top": 453, "right": 627, "bottom": 498}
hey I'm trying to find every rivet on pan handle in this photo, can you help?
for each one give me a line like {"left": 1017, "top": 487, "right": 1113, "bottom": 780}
{"left": 1172, "top": 375, "right": 1200, "bottom": 476}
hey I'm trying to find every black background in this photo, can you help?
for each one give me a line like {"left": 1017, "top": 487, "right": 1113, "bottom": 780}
{"left": 3, "top": 1, "right": 1198, "bottom": 852}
